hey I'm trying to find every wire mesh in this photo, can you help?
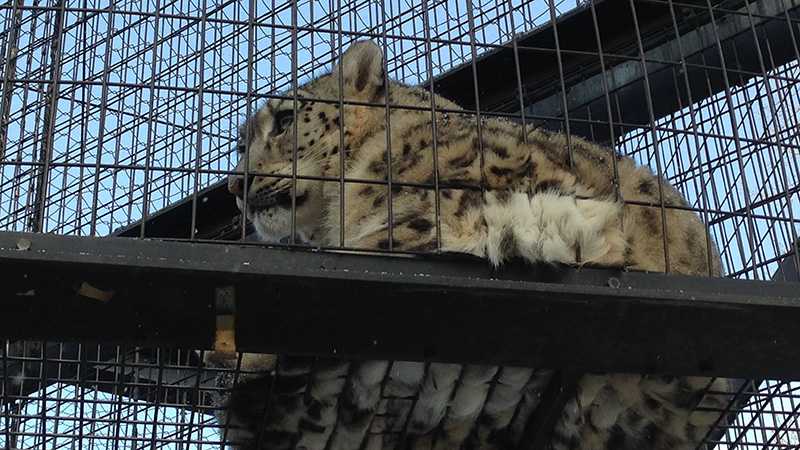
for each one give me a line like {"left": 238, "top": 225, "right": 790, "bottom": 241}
{"left": 1, "top": 344, "right": 798, "bottom": 449}
{"left": 1, "top": 0, "right": 799, "bottom": 448}
{"left": 0, "top": 342, "right": 225, "bottom": 449}
{"left": 0, "top": 0, "right": 579, "bottom": 237}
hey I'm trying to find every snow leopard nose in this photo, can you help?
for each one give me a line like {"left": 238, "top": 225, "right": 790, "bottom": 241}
{"left": 228, "top": 174, "right": 255, "bottom": 200}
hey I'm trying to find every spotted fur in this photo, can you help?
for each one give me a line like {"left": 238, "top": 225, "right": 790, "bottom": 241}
{"left": 209, "top": 40, "right": 733, "bottom": 450}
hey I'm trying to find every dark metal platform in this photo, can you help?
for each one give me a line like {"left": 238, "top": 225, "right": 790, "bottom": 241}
{"left": 1, "top": 231, "right": 798, "bottom": 379}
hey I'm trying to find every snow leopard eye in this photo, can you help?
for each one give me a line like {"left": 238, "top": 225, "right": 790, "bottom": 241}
{"left": 272, "top": 110, "right": 294, "bottom": 135}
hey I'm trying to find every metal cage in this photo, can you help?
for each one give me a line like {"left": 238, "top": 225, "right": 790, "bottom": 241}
{"left": 1, "top": 0, "right": 799, "bottom": 448}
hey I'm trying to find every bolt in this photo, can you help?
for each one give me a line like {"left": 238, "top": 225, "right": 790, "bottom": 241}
{"left": 16, "top": 238, "right": 31, "bottom": 251}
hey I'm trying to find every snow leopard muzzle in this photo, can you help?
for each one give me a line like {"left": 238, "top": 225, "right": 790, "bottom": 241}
{"left": 247, "top": 189, "right": 308, "bottom": 212}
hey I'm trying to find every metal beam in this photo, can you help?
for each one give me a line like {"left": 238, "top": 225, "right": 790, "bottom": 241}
{"left": 524, "top": 0, "right": 800, "bottom": 143}
{"left": 0, "top": 231, "right": 798, "bottom": 379}
{"left": 430, "top": 0, "right": 800, "bottom": 144}
{"left": 111, "top": 180, "right": 245, "bottom": 240}
{"left": 431, "top": 0, "right": 748, "bottom": 114}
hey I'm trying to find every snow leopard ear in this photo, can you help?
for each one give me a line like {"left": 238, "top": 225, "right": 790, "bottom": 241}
{"left": 334, "top": 40, "right": 385, "bottom": 101}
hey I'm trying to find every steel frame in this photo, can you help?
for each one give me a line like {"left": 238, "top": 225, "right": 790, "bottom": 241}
{"left": 0, "top": 230, "right": 798, "bottom": 379}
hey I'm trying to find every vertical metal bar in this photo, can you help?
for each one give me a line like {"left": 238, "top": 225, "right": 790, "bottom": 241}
{"left": 588, "top": 0, "right": 622, "bottom": 203}
{"left": 215, "top": 351, "right": 249, "bottom": 447}
{"left": 500, "top": 0, "right": 512, "bottom": 43}
{"left": 519, "top": 371, "right": 579, "bottom": 450}
{"left": 0, "top": 0, "right": 23, "bottom": 162}
{"left": 546, "top": 0, "right": 574, "bottom": 170}
{"left": 755, "top": 381, "right": 776, "bottom": 448}
{"left": 0, "top": 2, "right": 27, "bottom": 231}
{"left": 701, "top": 0, "right": 762, "bottom": 279}
{"left": 290, "top": 0, "right": 299, "bottom": 245}
{"left": 504, "top": 0, "right": 540, "bottom": 202}
{"left": 139, "top": 0, "right": 164, "bottom": 239}
{"left": 465, "top": 0, "right": 485, "bottom": 196}
{"left": 190, "top": 0, "right": 209, "bottom": 241}
{"left": 31, "top": 0, "right": 67, "bottom": 233}
{"left": 505, "top": 0, "right": 527, "bottom": 144}
{"left": 1, "top": 341, "right": 10, "bottom": 447}
{"left": 665, "top": 0, "right": 716, "bottom": 276}
{"left": 77, "top": 343, "right": 86, "bottom": 449}
{"left": 336, "top": 0, "right": 346, "bottom": 247}
{"left": 253, "top": 357, "right": 280, "bottom": 449}
{"left": 178, "top": 351, "right": 194, "bottom": 450}
{"left": 7, "top": 394, "right": 19, "bottom": 448}
{"left": 111, "top": 345, "right": 126, "bottom": 450}
{"left": 762, "top": 39, "right": 800, "bottom": 279}
{"left": 151, "top": 12, "right": 168, "bottom": 236}
{"left": 739, "top": 0, "right": 800, "bottom": 277}
{"left": 182, "top": 348, "right": 205, "bottom": 449}
{"left": 37, "top": 340, "right": 47, "bottom": 449}
{"left": 52, "top": 342, "right": 67, "bottom": 449}
{"left": 626, "top": 0, "right": 673, "bottom": 273}
{"left": 696, "top": 51, "right": 745, "bottom": 276}
{"left": 310, "top": 0, "right": 315, "bottom": 75}
{"left": 784, "top": 2, "right": 800, "bottom": 65}
{"left": 10, "top": 362, "right": 24, "bottom": 447}
{"left": 728, "top": 45, "right": 773, "bottom": 280}
{"left": 387, "top": 0, "right": 399, "bottom": 85}
{"left": 148, "top": 348, "right": 165, "bottom": 448}
{"left": 73, "top": 0, "right": 89, "bottom": 236}
{"left": 380, "top": 0, "right": 395, "bottom": 251}
{"left": 269, "top": 0, "right": 278, "bottom": 93}
{"left": 20, "top": 12, "right": 49, "bottom": 233}
{"left": 419, "top": 0, "right": 442, "bottom": 252}
{"left": 87, "top": 344, "right": 100, "bottom": 450}
{"left": 240, "top": 0, "right": 257, "bottom": 241}
{"left": 68, "top": 54, "right": 81, "bottom": 235}
{"left": 131, "top": 347, "right": 142, "bottom": 447}
{"left": 87, "top": 1, "right": 120, "bottom": 237}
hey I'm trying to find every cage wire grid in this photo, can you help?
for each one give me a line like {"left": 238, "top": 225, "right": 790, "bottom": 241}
{"left": 0, "top": 0, "right": 799, "bottom": 448}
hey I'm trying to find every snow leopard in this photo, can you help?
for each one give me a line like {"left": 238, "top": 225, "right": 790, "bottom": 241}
{"left": 204, "top": 40, "right": 733, "bottom": 450}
